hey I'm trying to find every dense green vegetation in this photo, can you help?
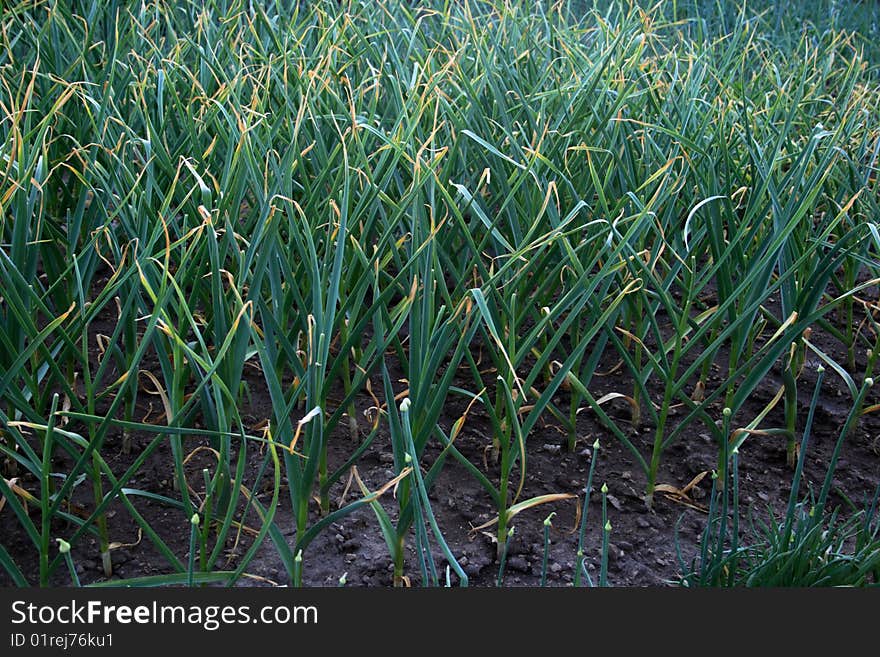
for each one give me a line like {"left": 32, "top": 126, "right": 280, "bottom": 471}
{"left": 1, "top": 0, "right": 878, "bottom": 586}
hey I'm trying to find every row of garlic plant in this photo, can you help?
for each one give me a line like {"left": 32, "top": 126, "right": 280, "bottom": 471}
{"left": 1, "top": 0, "right": 878, "bottom": 585}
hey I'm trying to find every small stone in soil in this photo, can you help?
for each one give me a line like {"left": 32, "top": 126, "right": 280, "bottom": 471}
{"left": 551, "top": 562, "right": 562, "bottom": 573}
{"left": 628, "top": 566, "right": 646, "bottom": 581}
{"left": 607, "top": 543, "right": 623, "bottom": 563}
{"left": 636, "top": 517, "right": 651, "bottom": 529}
{"left": 507, "top": 556, "right": 530, "bottom": 573}
{"left": 555, "top": 474, "right": 575, "bottom": 488}
{"left": 465, "top": 563, "right": 483, "bottom": 577}
{"left": 542, "top": 443, "right": 562, "bottom": 455}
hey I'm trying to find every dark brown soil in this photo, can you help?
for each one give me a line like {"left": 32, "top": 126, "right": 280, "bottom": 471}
{"left": 2, "top": 300, "right": 880, "bottom": 588}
